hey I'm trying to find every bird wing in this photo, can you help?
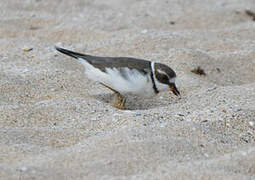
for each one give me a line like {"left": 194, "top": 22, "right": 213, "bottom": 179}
{"left": 55, "top": 46, "right": 152, "bottom": 74}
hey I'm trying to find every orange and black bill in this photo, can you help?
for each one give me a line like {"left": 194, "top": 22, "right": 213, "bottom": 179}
{"left": 170, "top": 83, "right": 180, "bottom": 96}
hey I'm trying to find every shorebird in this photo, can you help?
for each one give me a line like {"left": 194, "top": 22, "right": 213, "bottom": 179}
{"left": 56, "top": 47, "right": 180, "bottom": 109}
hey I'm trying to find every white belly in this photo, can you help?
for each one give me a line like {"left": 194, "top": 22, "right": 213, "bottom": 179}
{"left": 78, "top": 58, "right": 155, "bottom": 97}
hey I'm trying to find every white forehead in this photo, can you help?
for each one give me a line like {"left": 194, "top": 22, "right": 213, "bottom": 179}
{"left": 169, "top": 77, "right": 176, "bottom": 83}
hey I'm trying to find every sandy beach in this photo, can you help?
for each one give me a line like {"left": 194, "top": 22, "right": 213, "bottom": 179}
{"left": 1, "top": 0, "right": 255, "bottom": 179}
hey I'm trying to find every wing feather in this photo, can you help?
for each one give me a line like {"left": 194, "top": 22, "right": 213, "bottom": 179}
{"left": 55, "top": 46, "right": 152, "bottom": 73}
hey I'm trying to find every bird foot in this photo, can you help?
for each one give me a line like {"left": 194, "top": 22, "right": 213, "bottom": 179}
{"left": 113, "top": 93, "right": 126, "bottom": 110}
{"left": 100, "top": 83, "right": 126, "bottom": 110}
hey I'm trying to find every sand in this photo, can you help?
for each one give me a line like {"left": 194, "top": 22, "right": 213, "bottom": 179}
{"left": 0, "top": 0, "right": 255, "bottom": 179}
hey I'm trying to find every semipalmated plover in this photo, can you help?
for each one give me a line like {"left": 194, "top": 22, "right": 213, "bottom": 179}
{"left": 56, "top": 47, "right": 180, "bottom": 109}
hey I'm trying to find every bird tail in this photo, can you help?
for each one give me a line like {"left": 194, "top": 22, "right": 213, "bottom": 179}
{"left": 55, "top": 46, "right": 88, "bottom": 59}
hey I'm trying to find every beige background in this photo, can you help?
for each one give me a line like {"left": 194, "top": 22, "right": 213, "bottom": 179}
{"left": 0, "top": 0, "right": 255, "bottom": 179}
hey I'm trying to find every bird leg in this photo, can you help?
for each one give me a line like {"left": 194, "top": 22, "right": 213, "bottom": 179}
{"left": 100, "top": 83, "right": 126, "bottom": 110}
{"left": 113, "top": 93, "right": 126, "bottom": 110}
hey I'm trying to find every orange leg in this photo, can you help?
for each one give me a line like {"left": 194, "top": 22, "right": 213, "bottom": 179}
{"left": 100, "top": 83, "right": 126, "bottom": 110}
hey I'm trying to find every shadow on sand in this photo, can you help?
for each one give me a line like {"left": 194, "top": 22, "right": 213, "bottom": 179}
{"left": 92, "top": 93, "right": 178, "bottom": 110}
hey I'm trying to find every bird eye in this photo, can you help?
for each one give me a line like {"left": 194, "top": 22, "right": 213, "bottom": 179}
{"left": 157, "top": 73, "right": 169, "bottom": 83}
{"left": 155, "top": 71, "right": 169, "bottom": 84}
{"left": 162, "top": 74, "right": 168, "bottom": 81}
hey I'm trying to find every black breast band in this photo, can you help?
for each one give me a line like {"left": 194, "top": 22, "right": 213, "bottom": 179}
{"left": 150, "top": 62, "right": 159, "bottom": 94}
